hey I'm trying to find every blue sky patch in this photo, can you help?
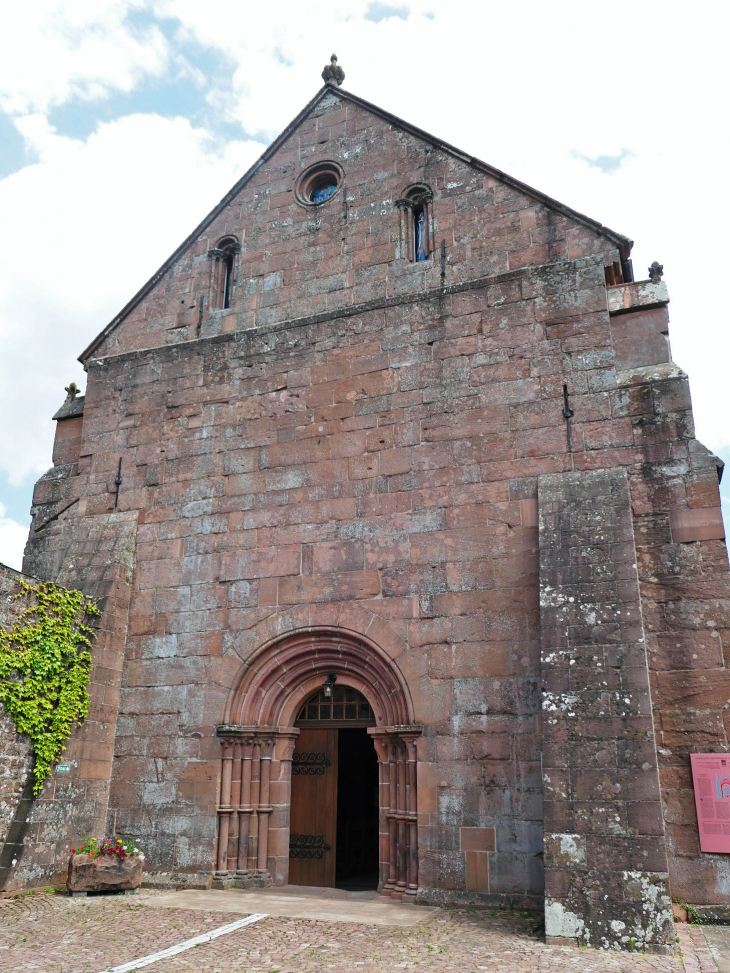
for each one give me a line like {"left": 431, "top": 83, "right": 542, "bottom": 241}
{"left": 0, "top": 112, "right": 39, "bottom": 179}
{"left": 571, "top": 148, "right": 635, "bottom": 174}
{"left": 44, "top": 12, "right": 253, "bottom": 145}
{"left": 365, "top": 2, "right": 411, "bottom": 22}
{"left": 47, "top": 76, "right": 210, "bottom": 141}
{"left": 0, "top": 473, "right": 33, "bottom": 527}
{"left": 717, "top": 444, "right": 730, "bottom": 539}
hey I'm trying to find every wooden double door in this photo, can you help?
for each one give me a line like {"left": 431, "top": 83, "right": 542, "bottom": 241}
{"left": 289, "top": 726, "right": 379, "bottom": 888}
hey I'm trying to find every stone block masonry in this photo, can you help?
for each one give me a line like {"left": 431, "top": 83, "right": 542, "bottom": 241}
{"left": 13, "top": 81, "right": 730, "bottom": 942}
{"left": 0, "top": 564, "right": 35, "bottom": 877}
{"left": 0, "top": 513, "right": 137, "bottom": 891}
{"left": 539, "top": 468, "right": 673, "bottom": 950}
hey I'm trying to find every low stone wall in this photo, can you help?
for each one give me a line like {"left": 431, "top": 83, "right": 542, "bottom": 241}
{"left": 0, "top": 510, "right": 138, "bottom": 891}
{"left": 0, "top": 709, "right": 34, "bottom": 854}
{"left": 0, "top": 564, "right": 38, "bottom": 887}
{"left": 0, "top": 566, "right": 35, "bottom": 854}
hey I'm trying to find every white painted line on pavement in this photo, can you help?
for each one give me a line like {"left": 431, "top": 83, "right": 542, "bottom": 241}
{"left": 98, "top": 912, "right": 269, "bottom": 973}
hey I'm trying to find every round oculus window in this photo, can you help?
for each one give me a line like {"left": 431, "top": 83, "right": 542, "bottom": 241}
{"left": 295, "top": 162, "right": 343, "bottom": 207}
{"left": 311, "top": 180, "right": 337, "bottom": 203}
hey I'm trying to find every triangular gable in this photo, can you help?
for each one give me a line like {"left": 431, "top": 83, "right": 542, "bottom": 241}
{"left": 79, "top": 84, "right": 632, "bottom": 363}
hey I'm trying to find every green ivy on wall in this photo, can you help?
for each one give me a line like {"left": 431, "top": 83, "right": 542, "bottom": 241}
{"left": 0, "top": 580, "right": 100, "bottom": 794}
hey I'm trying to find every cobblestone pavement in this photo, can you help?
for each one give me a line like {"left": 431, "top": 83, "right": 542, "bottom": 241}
{"left": 0, "top": 889, "right": 716, "bottom": 973}
{"left": 680, "top": 924, "right": 725, "bottom": 973}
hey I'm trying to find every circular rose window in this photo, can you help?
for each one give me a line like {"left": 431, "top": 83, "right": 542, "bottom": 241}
{"left": 295, "top": 161, "right": 343, "bottom": 207}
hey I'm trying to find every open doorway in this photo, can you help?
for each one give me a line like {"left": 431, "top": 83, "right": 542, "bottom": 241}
{"left": 289, "top": 686, "right": 379, "bottom": 890}
{"left": 336, "top": 728, "right": 379, "bottom": 890}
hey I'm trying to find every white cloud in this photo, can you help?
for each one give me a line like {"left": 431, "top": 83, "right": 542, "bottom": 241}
{"left": 0, "top": 112, "right": 263, "bottom": 484}
{"left": 0, "top": 503, "right": 28, "bottom": 571}
{"left": 0, "top": 0, "right": 170, "bottom": 116}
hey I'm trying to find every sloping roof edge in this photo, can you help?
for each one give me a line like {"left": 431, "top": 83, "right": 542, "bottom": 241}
{"left": 79, "top": 84, "right": 633, "bottom": 364}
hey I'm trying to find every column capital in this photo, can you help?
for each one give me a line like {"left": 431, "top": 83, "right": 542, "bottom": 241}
{"left": 216, "top": 724, "right": 300, "bottom": 742}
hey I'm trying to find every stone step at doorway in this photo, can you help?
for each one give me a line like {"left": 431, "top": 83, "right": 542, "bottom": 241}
{"left": 137, "top": 885, "right": 438, "bottom": 927}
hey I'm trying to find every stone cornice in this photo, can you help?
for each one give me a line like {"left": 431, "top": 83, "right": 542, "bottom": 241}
{"left": 85, "top": 256, "right": 605, "bottom": 370}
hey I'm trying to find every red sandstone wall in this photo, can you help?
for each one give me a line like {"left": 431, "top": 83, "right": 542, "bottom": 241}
{"left": 539, "top": 469, "right": 673, "bottom": 950}
{"left": 20, "top": 88, "right": 730, "bottom": 906}
{"left": 72, "top": 250, "right": 620, "bottom": 898}
{"left": 604, "top": 283, "right": 730, "bottom": 904}
{"left": 87, "top": 278, "right": 554, "bottom": 899}
{"left": 92, "top": 91, "right": 614, "bottom": 361}
{"left": 49, "top": 91, "right": 622, "bottom": 898}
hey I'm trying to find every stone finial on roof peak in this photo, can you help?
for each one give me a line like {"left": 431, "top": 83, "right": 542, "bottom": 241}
{"left": 322, "top": 54, "right": 345, "bottom": 87}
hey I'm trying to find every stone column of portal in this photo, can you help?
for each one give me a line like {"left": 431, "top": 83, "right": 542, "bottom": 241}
{"left": 256, "top": 737, "right": 274, "bottom": 883}
{"left": 229, "top": 741, "right": 242, "bottom": 872}
{"left": 394, "top": 739, "right": 408, "bottom": 900}
{"left": 236, "top": 736, "right": 253, "bottom": 875}
{"left": 386, "top": 738, "right": 398, "bottom": 896}
{"left": 539, "top": 468, "right": 673, "bottom": 952}
{"left": 215, "top": 740, "right": 234, "bottom": 874}
{"left": 403, "top": 735, "right": 419, "bottom": 902}
{"left": 369, "top": 732, "right": 391, "bottom": 894}
{"left": 274, "top": 729, "right": 299, "bottom": 886}
{"left": 248, "top": 739, "right": 261, "bottom": 874}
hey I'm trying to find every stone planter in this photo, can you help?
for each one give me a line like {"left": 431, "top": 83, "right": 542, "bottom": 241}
{"left": 67, "top": 854, "right": 143, "bottom": 894}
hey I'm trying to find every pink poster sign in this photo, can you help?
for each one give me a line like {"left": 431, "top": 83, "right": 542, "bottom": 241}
{"left": 691, "top": 753, "right": 730, "bottom": 853}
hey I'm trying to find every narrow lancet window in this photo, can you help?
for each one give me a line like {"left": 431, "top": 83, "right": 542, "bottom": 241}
{"left": 207, "top": 237, "right": 240, "bottom": 310}
{"left": 397, "top": 185, "right": 433, "bottom": 263}
{"left": 413, "top": 205, "right": 427, "bottom": 262}
{"left": 222, "top": 251, "right": 234, "bottom": 309}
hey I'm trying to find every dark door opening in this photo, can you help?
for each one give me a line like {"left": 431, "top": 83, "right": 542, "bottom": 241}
{"left": 290, "top": 688, "right": 378, "bottom": 890}
{"left": 336, "top": 727, "right": 379, "bottom": 891}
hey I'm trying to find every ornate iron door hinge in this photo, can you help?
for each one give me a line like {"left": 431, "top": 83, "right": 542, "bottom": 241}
{"left": 289, "top": 834, "right": 331, "bottom": 859}
{"left": 292, "top": 751, "right": 332, "bottom": 775}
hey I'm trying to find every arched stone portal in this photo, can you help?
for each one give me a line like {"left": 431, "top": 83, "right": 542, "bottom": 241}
{"left": 214, "top": 628, "right": 422, "bottom": 900}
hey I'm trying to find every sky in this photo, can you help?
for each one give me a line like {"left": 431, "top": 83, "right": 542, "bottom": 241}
{"left": 1, "top": 0, "right": 729, "bottom": 570}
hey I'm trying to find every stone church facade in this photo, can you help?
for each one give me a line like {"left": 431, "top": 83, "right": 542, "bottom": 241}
{"left": 3, "top": 75, "right": 730, "bottom": 949}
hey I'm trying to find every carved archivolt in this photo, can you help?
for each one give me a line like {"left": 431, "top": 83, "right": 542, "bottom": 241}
{"left": 227, "top": 628, "right": 413, "bottom": 727}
